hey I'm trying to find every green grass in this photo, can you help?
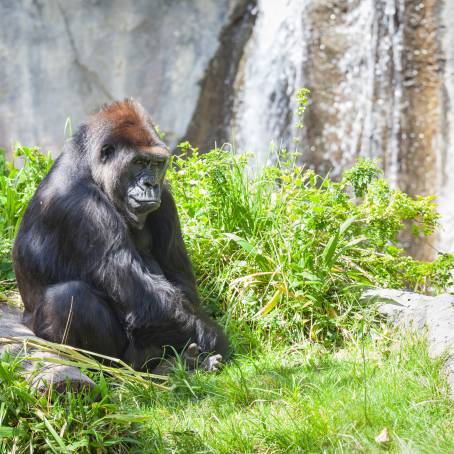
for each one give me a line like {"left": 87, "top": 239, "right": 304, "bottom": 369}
{"left": 138, "top": 331, "right": 454, "bottom": 453}
{"left": 1, "top": 329, "right": 453, "bottom": 452}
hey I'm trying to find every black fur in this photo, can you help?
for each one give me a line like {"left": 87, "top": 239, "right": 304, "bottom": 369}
{"left": 13, "top": 100, "right": 228, "bottom": 370}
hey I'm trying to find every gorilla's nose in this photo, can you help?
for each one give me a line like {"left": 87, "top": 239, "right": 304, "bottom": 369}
{"left": 139, "top": 175, "right": 155, "bottom": 189}
{"left": 138, "top": 177, "right": 160, "bottom": 202}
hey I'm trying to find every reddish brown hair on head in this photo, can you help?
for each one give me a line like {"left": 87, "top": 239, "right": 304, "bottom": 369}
{"left": 90, "top": 98, "right": 163, "bottom": 150}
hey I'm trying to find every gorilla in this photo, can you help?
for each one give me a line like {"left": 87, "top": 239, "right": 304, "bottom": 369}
{"left": 12, "top": 99, "right": 228, "bottom": 371}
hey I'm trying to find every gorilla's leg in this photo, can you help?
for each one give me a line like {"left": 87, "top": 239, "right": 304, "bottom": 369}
{"left": 30, "top": 281, "right": 128, "bottom": 359}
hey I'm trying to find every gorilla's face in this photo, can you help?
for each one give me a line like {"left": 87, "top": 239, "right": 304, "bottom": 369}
{"left": 125, "top": 149, "right": 169, "bottom": 218}
{"left": 87, "top": 99, "right": 170, "bottom": 229}
{"left": 106, "top": 145, "right": 169, "bottom": 230}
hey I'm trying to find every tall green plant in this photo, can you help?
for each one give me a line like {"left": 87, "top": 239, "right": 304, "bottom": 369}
{"left": 0, "top": 143, "right": 452, "bottom": 344}
{"left": 169, "top": 147, "right": 453, "bottom": 344}
{"left": 0, "top": 146, "right": 53, "bottom": 279}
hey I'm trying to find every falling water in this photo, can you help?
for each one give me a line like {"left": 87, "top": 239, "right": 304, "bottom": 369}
{"left": 293, "top": 0, "right": 406, "bottom": 182}
{"left": 232, "top": 0, "right": 406, "bottom": 178}
{"left": 232, "top": 0, "right": 451, "bottom": 255}
{"left": 327, "top": 0, "right": 405, "bottom": 183}
{"left": 231, "top": 0, "right": 305, "bottom": 165}
{"left": 438, "top": 0, "right": 454, "bottom": 253}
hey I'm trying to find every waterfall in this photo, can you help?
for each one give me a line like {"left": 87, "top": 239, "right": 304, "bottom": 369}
{"left": 231, "top": 0, "right": 305, "bottom": 166}
{"left": 232, "top": 1, "right": 406, "bottom": 177}
{"left": 438, "top": 0, "right": 454, "bottom": 253}
{"left": 231, "top": 0, "right": 450, "bottom": 255}
{"left": 328, "top": 0, "right": 405, "bottom": 182}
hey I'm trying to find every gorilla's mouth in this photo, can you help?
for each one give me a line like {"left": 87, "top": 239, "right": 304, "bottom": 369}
{"left": 128, "top": 195, "right": 161, "bottom": 213}
{"left": 128, "top": 176, "right": 162, "bottom": 215}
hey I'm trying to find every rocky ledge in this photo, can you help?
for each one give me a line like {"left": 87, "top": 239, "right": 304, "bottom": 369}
{"left": 0, "top": 302, "right": 95, "bottom": 393}
{"left": 363, "top": 288, "right": 454, "bottom": 398}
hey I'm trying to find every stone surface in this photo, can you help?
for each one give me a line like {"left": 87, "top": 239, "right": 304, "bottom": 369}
{"left": 0, "top": 303, "right": 95, "bottom": 393}
{"left": 2, "top": 0, "right": 454, "bottom": 255}
{"left": 0, "top": 0, "right": 244, "bottom": 151}
{"left": 363, "top": 288, "right": 454, "bottom": 398}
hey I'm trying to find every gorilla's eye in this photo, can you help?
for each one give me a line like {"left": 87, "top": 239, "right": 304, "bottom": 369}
{"left": 134, "top": 158, "right": 150, "bottom": 167}
{"left": 100, "top": 144, "right": 115, "bottom": 162}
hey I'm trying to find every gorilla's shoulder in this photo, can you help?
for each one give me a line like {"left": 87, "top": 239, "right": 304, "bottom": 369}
{"left": 26, "top": 159, "right": 122, "bottom": 236}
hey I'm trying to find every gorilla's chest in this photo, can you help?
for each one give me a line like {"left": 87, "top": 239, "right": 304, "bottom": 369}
{"left": 131, "top": 229, "right": 163, "bottom": 274}
{"left": 131, "top": 228, "right": 153, "bottom": 256}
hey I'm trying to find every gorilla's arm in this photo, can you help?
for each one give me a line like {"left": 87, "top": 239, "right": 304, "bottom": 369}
{"left": 96, "top": 237, "right": 227, "bottom": 356}
{"left": 147, "top": 185, "right": 200, "bottom": 306}
{"left": 57, "top": 183, "right": 226, "bottom": 354}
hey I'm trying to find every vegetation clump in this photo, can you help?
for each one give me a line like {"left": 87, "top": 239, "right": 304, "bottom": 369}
{"left": 0, "top": 144, "right": 453, "bottom": 452}
{"left": 1, "top": 144, "right": 453, "bottom": 345}
{"left": 169, "top": 144, "right": 453, "bottom": 344}
{"left": 0, "top": 146, "right": 52, "bottom": 283}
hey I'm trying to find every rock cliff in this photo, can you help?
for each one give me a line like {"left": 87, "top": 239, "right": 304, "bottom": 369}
{"left": 1, "top": 0, "right": 454, "bottom": 256}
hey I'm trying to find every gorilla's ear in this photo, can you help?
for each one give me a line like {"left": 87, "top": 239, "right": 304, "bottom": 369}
{"left": 71, "top": 124, "right": 89, "bottom": 154}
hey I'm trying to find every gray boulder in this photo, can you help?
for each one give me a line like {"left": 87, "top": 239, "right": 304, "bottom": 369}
{"left": 364, "top": 288, "right": 454, "bottom": 398}
{"left": 0, "top": 302, "right": 95, "bottom": 393}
